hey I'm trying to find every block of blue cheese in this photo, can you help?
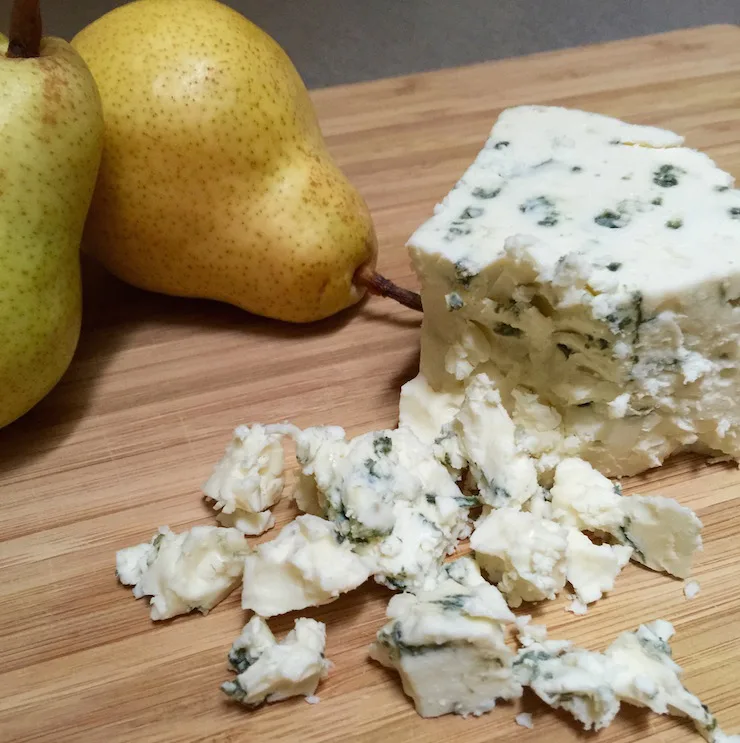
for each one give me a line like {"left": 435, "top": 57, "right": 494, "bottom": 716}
{"left": 400, "top": 105, "right": 740, "bottom": 477}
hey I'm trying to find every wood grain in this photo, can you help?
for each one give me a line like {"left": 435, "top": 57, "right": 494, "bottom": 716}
{"left": 2, "top": 24, "right": 740, "bottom": 743}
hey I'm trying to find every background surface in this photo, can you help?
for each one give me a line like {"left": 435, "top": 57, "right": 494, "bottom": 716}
{"left": 2, "top": 0, "right": 738, "bottom": 87}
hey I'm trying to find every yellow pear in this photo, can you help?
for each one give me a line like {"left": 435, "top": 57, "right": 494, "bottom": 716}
{"left": 0, "top": 1, "right": 103, "bottom": 428}
{"left": 72, "top": 0, "right": 393, "bottom": 323}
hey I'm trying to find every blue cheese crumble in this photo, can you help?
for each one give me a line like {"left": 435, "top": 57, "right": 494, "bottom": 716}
{"left": 291, "top": 425, "right": 473, "bottom": 592}
{"left": 241, "top": 514, "right": 371, "bottom": 617}
{"left": 202, "top": 424, "right": 286, "bottom": 536}
{"left": 369, "top": 556, "right": 521, "bottom": 717}
{"left": 222, "top": 616, "right": 331, "bottom": 707}
{"left": 513, "top": 619, "right": 739, "bottom": 740}
{"left": 116, "top": 525, "right": 250, "bottom": 620}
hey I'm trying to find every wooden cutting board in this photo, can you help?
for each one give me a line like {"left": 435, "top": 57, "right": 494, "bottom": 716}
{"left": 2, "top": 24, "right": 740, "bottom": 743}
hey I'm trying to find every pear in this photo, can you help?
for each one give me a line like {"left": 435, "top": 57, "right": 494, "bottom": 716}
{"left": 0, "top": 0, "right": 104, "bottom": 428}
{"left": 71, "top": 0, "right": 419, "bottom": 324}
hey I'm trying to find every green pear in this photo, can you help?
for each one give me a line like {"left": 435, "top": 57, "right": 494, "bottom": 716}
{"left": 0, "top": 0, "right": 104, "bottom": 428}
{"left": 72, "top": 0, "right": 419, "bottom": 323}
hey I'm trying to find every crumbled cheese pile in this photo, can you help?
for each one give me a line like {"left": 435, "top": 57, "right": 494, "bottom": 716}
{"left": 113, "top": 106, "right": 740, "bottom": 736}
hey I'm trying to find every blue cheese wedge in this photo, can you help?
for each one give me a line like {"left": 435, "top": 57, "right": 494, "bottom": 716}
{"left": 292, "top": 426, "right": 473, "bottom": 592}
{"left": 203, "top": 424, "right": 286, "bottom": 536}
{"left": 116, "top": 525, "right": 250, "bottom": 620}
{"left": 470, "top": 508, "right": 568, "bottom": 607}
{"left": 222, "top": 616, "right": 330, "bottom": 707}
{"left": 241, "top": 514, "right": 371, "bottom": 617}
{"left": 400, "top": 105, "right": 740, "bottom": 477}
{"left": 369, "top": 556, "right": 521, "bottom": 717}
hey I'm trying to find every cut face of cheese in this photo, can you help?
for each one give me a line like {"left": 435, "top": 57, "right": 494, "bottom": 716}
{"left": 401, "top": 105, "right": 740, "bottom": 477}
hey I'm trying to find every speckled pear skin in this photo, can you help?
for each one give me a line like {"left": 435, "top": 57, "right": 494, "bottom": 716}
{"left": 0, "top": 35, "right": 104, "bottom": 428}
{"left": 72, "top": 0, "right": 378, "bottom": 324}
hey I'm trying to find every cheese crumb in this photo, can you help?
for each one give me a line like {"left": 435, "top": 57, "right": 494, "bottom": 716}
{"left": 515, "top": 712, "right": 534, "bottom": 729}
{"left": 566, "top": 597, "right": 588, "bottom": 615}
{"left": 683, "top": 579, "right": 701, "bottom": 599}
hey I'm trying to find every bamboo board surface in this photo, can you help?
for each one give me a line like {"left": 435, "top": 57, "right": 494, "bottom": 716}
{"left": 2, "top": 24, "right": 740, "bottom": 743}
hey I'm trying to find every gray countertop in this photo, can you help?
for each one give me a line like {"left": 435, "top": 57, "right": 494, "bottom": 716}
{"left": 14, "top": 0, "right": 740, "bottom": 88}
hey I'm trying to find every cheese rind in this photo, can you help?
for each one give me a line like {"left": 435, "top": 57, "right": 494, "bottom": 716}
{"left": 402, "top": 105, "right": 740, "bottom": 477}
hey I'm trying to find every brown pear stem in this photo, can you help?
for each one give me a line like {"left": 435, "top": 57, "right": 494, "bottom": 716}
{"left": 355, "top": 265, "right": 423, "bottom": 313}
{"left": 7, "top": 0, "right": 42, "bottom": 59}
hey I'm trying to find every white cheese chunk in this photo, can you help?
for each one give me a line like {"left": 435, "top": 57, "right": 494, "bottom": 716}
{"left": 565, "top": 529, "right": 632, "bottom": 605}
{"left": 398, "top": 373, "right": 463, "bottom": 445}
{"left": 470, "top": 508, "right": 568, "bottom": 607}
{"left": 452, "top": 373, "right": 539, "bottom": 508}
{"left": 292, "top": 426, "right": 472, "bottom": 592}
{"left": 550, "top": 457, "right": 702, "bottom": 579}
{"left": 615, "top": 494, "right": 702, "bottom": 579}
{"left": 513, "top": 642, "right": 620, "bottom": 730}
{"left": 606, "top": 620, "right": 731, "bottom": 742}
{"left": 515, "top": 712, "right": 534, "bottom": 729}
{"left": 203, "top": 424, "right": 285, "bottom": 533}
{"left": 514, "top": 615, "right": 549, "bottom": 647}
{"left": 550, "top": 457, "right": 624, "bottom": 533}
{"left": 511, "top": 617, "right": 739, "bottom": 741}
{"left": 401, "top": 104, "right": 740, "bottom": 478}
{"left": 222, "top": 616, "right": 330, "bottom": 707}
{"left": 115, "top": 541, "right": 153, "bottom": 586}
{"left": 215, "top": 509, "right": 275, "bottom": 536}
{"left": 116, "top": 525, "right": 250, "bottom": 620}
{"left": 369, "top": 557, "right": 520, "bottom": 718}
{"left": 241, "top": 514, "right": 371, "bottom": 617}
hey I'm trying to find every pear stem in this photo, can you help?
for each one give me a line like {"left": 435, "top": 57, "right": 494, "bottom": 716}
{"left": 355, "top": 265, "right": 422, "bottom": 313}
{"left": 7, "top": 0, "right": 42, "bottom": 59}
